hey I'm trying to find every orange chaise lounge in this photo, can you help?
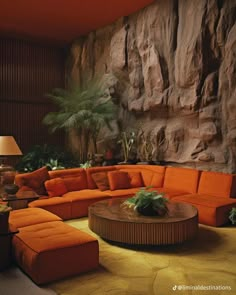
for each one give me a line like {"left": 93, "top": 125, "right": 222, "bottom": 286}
{"left": 14, "top": 165, "right": 236, "bottom": 227}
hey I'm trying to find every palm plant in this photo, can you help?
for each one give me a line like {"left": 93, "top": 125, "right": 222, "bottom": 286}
{"left": 43, "top": 80, "right": 117, "bottom": 163}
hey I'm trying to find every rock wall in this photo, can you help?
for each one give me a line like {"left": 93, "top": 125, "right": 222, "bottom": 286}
{"left": 67, "top": 0, "right": 236, "bottom": 172}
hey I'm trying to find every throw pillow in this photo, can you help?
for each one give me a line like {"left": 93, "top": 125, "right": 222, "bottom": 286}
{"left": 128, "top": 172, "right": 144, "bottom": 188}
{"left": 45, "top": 178, "right": 68, "bottom": 197}
{"left": 21, "top": 166, "right": 50, "bottom": 195}
{"left": 91, "top": 172, "right": 110, "bottom": 191}
{"left": 108, "top": 171, "right": 131, "bottom": 190}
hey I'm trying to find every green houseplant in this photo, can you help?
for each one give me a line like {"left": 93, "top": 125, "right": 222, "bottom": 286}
{"left": 43, "top": 79, "right": 117, "bottom": 163}
{"left": 118, "top": 131, "right": 136, "bottom": 163}
{"left": 229, "top": 208, "right": 236, "bottom": 225}
{"left": 123, "top": 187, "right": 169, "bottom": 216}
{"left": 15, "top": 144, "right": 78, "bottom": 172}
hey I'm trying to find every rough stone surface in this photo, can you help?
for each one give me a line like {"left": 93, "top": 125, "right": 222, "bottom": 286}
{"left": 67, "top": 0, "right": 236, "bottom": 172}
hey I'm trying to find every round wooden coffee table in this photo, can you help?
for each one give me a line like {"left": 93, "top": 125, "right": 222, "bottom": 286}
{"left": 88, "top": 198, "right": 198, "bottom": 245}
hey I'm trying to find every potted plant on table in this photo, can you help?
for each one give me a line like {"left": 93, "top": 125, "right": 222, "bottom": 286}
{"left": 123, "top": 187, "right": 169, "bottom": 216}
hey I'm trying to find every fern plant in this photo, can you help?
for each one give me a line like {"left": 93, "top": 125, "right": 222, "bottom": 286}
{"left": 123, "top": 187, "right": 169, "bottom": 216}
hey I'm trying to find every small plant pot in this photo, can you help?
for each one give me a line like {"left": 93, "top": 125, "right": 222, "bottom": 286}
{"left": 137, "top": 205, "right": 157, "bottom": 216}
{"left": 0, "top": 211, "right": 10, "bottom": 233}
{"left": 137, "top": 206, "right": 167, "bottom": 217}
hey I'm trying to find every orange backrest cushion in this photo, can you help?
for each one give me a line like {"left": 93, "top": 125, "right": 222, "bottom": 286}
{"left": 198, "top": 171, "right": 236, "bottom": 198}
{"left": 115, "top": 165, "right": 165, "bottom": 187}
{"left": 163, "top": 167, "right": 200, "bottom": 193}
{"left": 91, "top": 172, "right": 110, "bottom": 191}
{"left": 63, "top": 175, "right": 88, "bottom": 192}
{"left": 141, "top": 171, "right": 154, "bottom": 186}
{"left": 17, "top": 166, "right": 50, "bottom": 195}
{"left": 45, "top": 178, "right": 68, "bottom": 197}
{"left": 49, "top": 168, "right": 88, "bottom": 192}
{"left": 49, "top": 167, "right": 85, "bottom": 179}
{"left": 150, "top": 172, "right": 165, "bottom": 187}
{"left": 86, "top": 166, "right": 116, "bottom": 189}
{"left": 108, "top": 171, "right": 131, "bottom": 190}
{"left": 117, "top": 169, "right": 144, "bottom": 187}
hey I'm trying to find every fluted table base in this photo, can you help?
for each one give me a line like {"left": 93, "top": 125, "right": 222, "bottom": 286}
{"left": 89, "top": 199, "right": 198, "bottom": 245}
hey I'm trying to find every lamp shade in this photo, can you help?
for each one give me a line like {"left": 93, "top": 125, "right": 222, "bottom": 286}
{"left": 0, "top": 136, "right": 22, "bottom": 156}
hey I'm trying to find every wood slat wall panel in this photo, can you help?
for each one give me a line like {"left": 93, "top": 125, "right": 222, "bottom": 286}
{"left": 0, "top": 38, "right": 65, "bottom": 154}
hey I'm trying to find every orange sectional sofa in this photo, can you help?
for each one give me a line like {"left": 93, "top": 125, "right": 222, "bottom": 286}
{"left": 9, "top": 208, "right": 99, "bottom": 284}
{"left": 15, "top": 165, "right": 236, "bottom": 227}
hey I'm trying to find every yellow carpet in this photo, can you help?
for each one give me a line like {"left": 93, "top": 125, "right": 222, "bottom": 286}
{"left": 48, "top": 218, "right": 236, "bottom": 295}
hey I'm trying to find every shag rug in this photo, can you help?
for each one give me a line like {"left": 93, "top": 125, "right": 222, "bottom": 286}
{"left": 48, "top": 218, "right": 236, "bottom": 295}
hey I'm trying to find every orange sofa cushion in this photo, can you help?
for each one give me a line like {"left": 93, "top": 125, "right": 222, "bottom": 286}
{"left": 173, "top": 194, "right": 236, "bottom": 226}
{"left": 86, "top": 166, "right": 116, "bottom": 189}
{"left": 163, "top": 167, "right": 200, "bottom": 194}
{"left": 91, "top": 172, "right": 110, "bottom": 191}
{"left": 15, "top": 166, "right": 50, "bottom": 195}
{"left": 9, "top": 208, "right": 62, "bottom": 229}
{"left": 116, "top": 165, "right": 165, "bottom": 187}
{"left": 63, "top": 190, "right": 111, "bottom": 218}
{"left": 17, "top": 185, "right": 35, "bottom": 192}
{"left": 45, "top": 178, "right": 68, "bottom": 197}
{"left": 106, "top": 187, "right": 140, "bottom": 198}
{"left": 49, "top": 167, "right": 86, "bottom": 179}
{"left": 28, "top": 197, "right": 72, "bottom": 220}
{"left": 149, "top": 187, "right": 188, "bottom": 199}
{"left": 108, "top": 171, "right": 131, "bottom": 190}
{"left": 128, "top": 171, "right": 144, "bottom": 188}
{"left": 198, "top": 171, "right": 236, "bottom": 198}
{"left": 12, "top": 221, "right": 99, "bottom": 284}
{"left": 63, "top": 176, "right": 88, "bottom": 192}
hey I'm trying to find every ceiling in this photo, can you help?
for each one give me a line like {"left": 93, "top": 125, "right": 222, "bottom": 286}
{"left": 0, "top": 0, "right": 154, "bottom": 46}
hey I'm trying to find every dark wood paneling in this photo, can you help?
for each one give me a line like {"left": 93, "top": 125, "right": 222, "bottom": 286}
{"left": 0, "top": 101, "right": 64, "bottom": 152}
{"left": 0, "top": 38, "right": 65, "bottom": 154}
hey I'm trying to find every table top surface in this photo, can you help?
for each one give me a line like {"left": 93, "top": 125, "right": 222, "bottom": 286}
{"left": 0, "top": 190, "right": 39, "bottom": 201}
{"left": 89, "top": 198, "right": 198, "bottom": 224}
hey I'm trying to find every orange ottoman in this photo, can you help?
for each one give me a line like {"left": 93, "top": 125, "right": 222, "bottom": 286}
{"left": 12, "top": 221, "right": 99, "bottom": 284}
{"left": 9, "top": 207, "right": 62, "bottom": 228}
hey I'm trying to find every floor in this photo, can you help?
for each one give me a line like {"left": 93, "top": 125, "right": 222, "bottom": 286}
{"left": 1, "top": 218, "right": 235, "bottom": 295}
{"left": 50, "top": 218, "right": 236, "bottom": 295}
{"left": 0, "top": 267, "right": 56, "bottom": 295}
